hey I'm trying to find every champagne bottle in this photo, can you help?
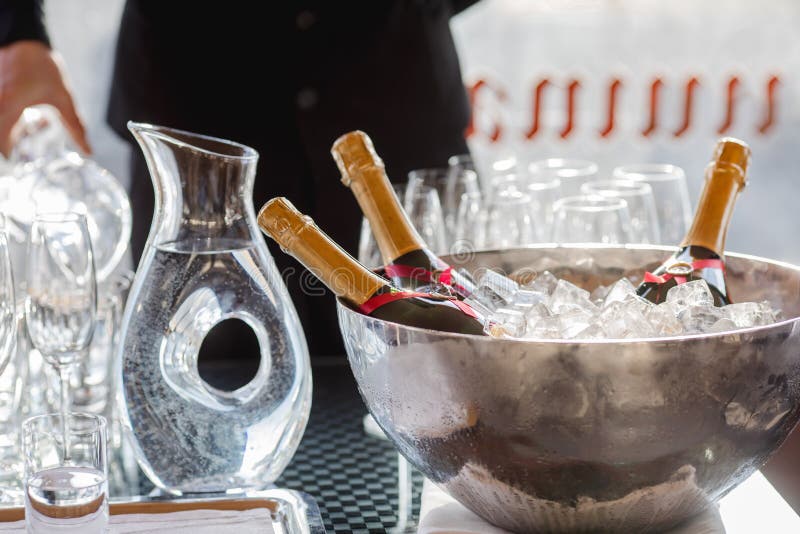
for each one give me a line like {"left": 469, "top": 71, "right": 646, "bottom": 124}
{"left": 258, "top": 197, "right": 487, "bottom": 336}
{"left": 636, "top": 137, "right": 750, "bottom": 306}
{"left": 331, "top": 130, "right": 475, "bottom": 297}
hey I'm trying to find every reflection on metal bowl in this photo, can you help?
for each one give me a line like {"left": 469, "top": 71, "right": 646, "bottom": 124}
{"left": 338, "top": 245, "right": 800, "bottom": 533}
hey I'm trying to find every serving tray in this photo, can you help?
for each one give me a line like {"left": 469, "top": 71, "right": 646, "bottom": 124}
{"left": 0, "top": 488, "right": 326, "bottom": 533}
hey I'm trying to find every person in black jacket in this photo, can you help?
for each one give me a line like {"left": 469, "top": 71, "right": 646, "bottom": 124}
{"left": 0, "top": 1, "right": 477, "bottom": 358}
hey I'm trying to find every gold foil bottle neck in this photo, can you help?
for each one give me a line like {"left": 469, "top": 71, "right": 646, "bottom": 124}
{"left": 711, "top": 137, "right": 750, "bottom": 190}
{"left": 681, "top": 138, "right": 751, "bottom": 255}
{"left": 331, "top": 131, "right": 385, "bottom": 186}
{"left": 258, "top": 197, "right": 386, "bottom": 305}
{"left": 331, "top": 130, "right": 426, "bottom": 262}
{"left": 257, "top": 197, "right": 309, "bottom": 251}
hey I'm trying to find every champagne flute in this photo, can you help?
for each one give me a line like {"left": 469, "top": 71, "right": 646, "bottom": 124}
{"left": 25, "top": 213, "right": 97, "bottom": 460}
{"left": 0, "top": 231, "right": 16, "bottom": 377}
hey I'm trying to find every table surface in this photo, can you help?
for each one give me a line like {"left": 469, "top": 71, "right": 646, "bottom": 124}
{"left": 276, "top": 359, "right": 422, "bottom": 533}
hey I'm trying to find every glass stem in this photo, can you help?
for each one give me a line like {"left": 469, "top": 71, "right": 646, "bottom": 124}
{"left": 58, "top": 364, "right": 71, "bottom": 462}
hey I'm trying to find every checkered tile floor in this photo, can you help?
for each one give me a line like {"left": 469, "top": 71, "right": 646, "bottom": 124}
{"left": 277, "top": 361, "right": 424, "bottom": 533}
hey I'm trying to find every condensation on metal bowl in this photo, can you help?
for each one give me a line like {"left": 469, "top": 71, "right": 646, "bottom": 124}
{"left": 337, "top": 245, "right": 800, "bottom": 533}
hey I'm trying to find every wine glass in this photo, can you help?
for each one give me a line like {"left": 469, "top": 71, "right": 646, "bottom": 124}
{"left": 526, "top": 176, "right": 562, "bottom": 243}
{"left": 528, "top": 158, "right": 598, "bottom": 197}
{"left": 485, "top": 189, "right": 534, "bottom": 249}
{"left": 403, "top": 181, "right": 448, "bottom": 255}
{"left": 581, "top": 179, "right": 661, "bottom": 244}
{"left": 552, "top": 195, "right": 633, "bottom": 244}
{"left": 25, "top": 213, "right": 97, "bottom": 460}
{"left": 612, "top": 163, "right": 692, "bottom": 245}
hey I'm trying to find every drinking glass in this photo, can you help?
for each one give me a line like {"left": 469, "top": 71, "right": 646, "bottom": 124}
{"left": 407, "top": 168, "right": 449, "bottom": 203}
{"left": 485, "top": 189, "right": 533, "bottom": 249}
{"left": 552, "top": 195, "right": 633, "bottom": 244}
{"left": 0, "top": 231, "right": 16, "bottom": 377}
{"left": 72, "top": 270, "right": 134, "bottom": 416}
{"left": 526, "top": 176, "right": 562, "bottom": 243}
{"left": 485, "top": 172, "right": 526, "bottom": 204}
{"left": 581, "top": 179, "right": 661, "bottom": 244}
{"left": 448, "top": 153, "right": 479, "bottom": 178}
{"left": 612, "top": 164, "right": 692, "bottom": 245}
{"left": 407, "top": 168, "right": 468, "bottom": 242}
{"left": 452, "top": 191, "right": 486, "bottom": 251}
{"left": 403, "top": 182, "right": 448, "bottom": 255}
{"left": 25, "top": 213, "right": 97, "bottom": 459}
{"left": 22, "top": 413, "right": 108, "bottom": 533}
{"left": 528, "top": 158, "right": 599, "bottom": 197}
{"left": 0, "top": 231, "right": 19, "bottom": 500}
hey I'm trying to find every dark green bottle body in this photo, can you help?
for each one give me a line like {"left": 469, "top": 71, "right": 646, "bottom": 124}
{"left": 388, "top": 248, "right": 476, "bottom": 298}
{"left": 636, "top": 245, "right": 730, "bottom": 306}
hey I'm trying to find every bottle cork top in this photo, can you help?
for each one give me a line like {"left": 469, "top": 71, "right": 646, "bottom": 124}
{"left": 713, "top": 137, "right": 751, "bottom": 189}
{"left": 257, "top": 197, "right": 310, "bottom": 250}
{"left": 331, "top": 131, "right": 384, "bottom": 186}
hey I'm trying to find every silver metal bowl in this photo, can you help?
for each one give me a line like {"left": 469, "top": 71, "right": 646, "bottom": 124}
{"left": 337, "top": 246, "right": 800, "bottom": 533}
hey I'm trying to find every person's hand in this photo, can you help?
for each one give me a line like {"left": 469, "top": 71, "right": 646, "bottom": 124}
{"left": 0, "top": 40, "right": 91, "bottom": 157}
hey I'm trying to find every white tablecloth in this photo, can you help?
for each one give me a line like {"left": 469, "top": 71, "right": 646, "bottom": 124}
{"left": 0, "top": 508, "right": 275, "bottom": 533}
{"left": 418, "top": 472, "right": 800, "bottom": 533}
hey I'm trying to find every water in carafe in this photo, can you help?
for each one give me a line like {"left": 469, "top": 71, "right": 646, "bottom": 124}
{"left": 118, "top": 123, "right": 311, "bottom": 493}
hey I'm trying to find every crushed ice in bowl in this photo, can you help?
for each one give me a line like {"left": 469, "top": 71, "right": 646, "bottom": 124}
{"left": 479, "top": 270, "right": 781, "bottom": 339}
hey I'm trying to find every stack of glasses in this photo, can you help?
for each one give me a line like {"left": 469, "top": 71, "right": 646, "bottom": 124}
{"left": 359, "top": 156, "right": 694, "bottom": 266}
{"left": 0, "top": 106, "right": 138, "bottom": 520}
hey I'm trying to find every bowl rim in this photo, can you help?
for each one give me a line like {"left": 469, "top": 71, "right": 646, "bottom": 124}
{"left": 337, "top": 244, "right": 800, "bottom": 345}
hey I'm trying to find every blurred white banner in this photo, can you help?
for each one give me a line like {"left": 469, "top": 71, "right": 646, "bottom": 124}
{"left": 453, "top": 0, "right": 800, "bottom": 262}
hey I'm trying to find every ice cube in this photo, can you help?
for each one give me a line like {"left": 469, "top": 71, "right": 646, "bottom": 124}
{"left": 666, "top": 280, "right": 714, "bottom": 310}
{"left": 476, "top": 268, "right": 519, "bottom": 302}
{"left": 677, "top": 304, "right": 724, "bottom": 334}
{"left": 466, "top": 285, "right": 509, "bottom": 313}
{"left": 626, "top": 294, "right": 656, "bottom": 315}
{"left": 525, "top": 315, "right": 562, "bottom": 339}
{"left": 602, "top": 278, "right": 636, "bottom": 308}
{"left": 510, "top": 288, "right": 547, "bottom": 310}
{"left": 574, "top": 323, "right": 607, "bottom": 339}
{"left": 646, "top": 305, "right": 685, "bottom": 337}
{"left": 488, "top": 308, "right": 527, "bottom": 338}
{"left": 524, "top": 302, "right": 552, "bottom": 333}
{"left": 558, "top": 309, "right": 596, "bottom": 339}
{"left": 723, "top": 301, "right": 778, "bottom": 328}
{"left": 598, "top": 301, "right": 655, "bottom": 339}
{"left": 528, "top": 270, "right": 558, "bottom": 295}
{"left": 549, "top": 279, "right": 598, "bottom": 315}
{"left": 590, "top": 284, "right": 611, "bottom": 303}
{"left": 463, "top": 292, "right": 497, "bottom": 319}
{"left": 708, "top": 317, "right": 738, "bottom": 333}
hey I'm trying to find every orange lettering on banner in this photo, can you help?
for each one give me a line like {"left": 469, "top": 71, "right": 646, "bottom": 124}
{"left": 467, "top": 72, "right": 781, "bottom": 144}
{"left": 758, "top": 75, "right": 780, "bottom": 134}
{"left": 673, "top": 77, "right": 701, "bottom": 138}
{"left": 465, "top": 78, "right": 506, "bottom": 142}
{"left": 641, "top": 77, "right": 664, "bottom": 137}
{"left": 717, "top": 76, "right": 741, "bottom": 135}
{"left": 524, "top": 78, "right": 550, "bottom": 140}
{"left": 599, "top": 78, "right": 623, "bottom": 138}
{"left": 559, "top": 80, "right": 581, "bottom": 139}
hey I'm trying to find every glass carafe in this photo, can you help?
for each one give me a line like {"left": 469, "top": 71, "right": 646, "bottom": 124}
{"left": 118, "top": 123, "right": 311, "bottom": 494}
